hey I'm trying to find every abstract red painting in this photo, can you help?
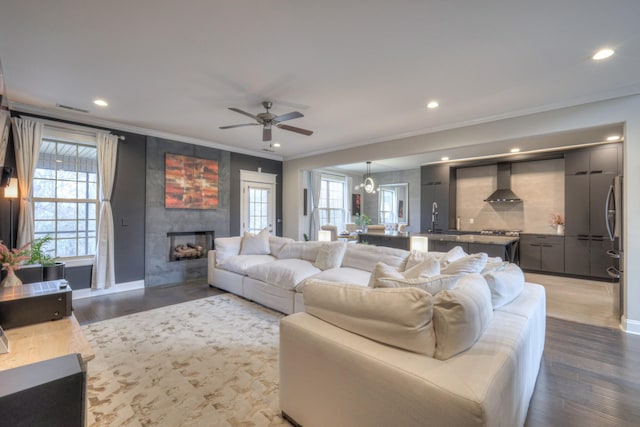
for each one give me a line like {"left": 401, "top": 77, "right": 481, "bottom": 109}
{"left": 165, "top": 153, "right": 219, "bottom": 209}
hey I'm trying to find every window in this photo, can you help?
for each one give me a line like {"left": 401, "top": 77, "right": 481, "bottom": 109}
{"left": 32, "top": 129, "right": 98, "bottom": 259}
{"left": 247, "top": 186, "right": 270, "bottom": 233}
{"left": 318, "top": 174, "right": 347, "bottom": 231}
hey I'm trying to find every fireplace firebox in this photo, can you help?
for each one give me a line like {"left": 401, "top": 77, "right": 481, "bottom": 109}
{"left": 167, "top": 231, "right": 215, "bottom": 261}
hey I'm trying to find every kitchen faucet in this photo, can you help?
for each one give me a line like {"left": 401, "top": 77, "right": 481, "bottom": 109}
{"left": 431, "top": 202, "right": 439, "bottom": 232}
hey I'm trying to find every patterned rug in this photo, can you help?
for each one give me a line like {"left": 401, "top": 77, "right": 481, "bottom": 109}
{"left": 82, "top": 294, "right": 290, "bottom": 426}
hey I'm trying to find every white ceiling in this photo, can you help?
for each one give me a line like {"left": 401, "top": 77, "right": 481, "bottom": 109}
{"left": 1, "top": 1, "right": 639, "bottom": 165}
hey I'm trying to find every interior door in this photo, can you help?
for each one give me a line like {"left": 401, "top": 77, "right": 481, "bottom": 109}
{"left": 241, "top": 182, "right": 275, "bottom": 234}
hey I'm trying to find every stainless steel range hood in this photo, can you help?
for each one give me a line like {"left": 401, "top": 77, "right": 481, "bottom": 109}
{"left": 484, "top": 163, "right": 522, "bottom": 203}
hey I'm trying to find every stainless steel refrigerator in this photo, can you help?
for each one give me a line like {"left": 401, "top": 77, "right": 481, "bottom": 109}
{"left": 606, "top": 175, "right": 623, "bottom": 316}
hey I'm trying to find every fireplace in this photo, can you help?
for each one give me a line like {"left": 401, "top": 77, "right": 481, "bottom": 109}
{"left": 167, "top": 231, "right": 215, "bottom": 262}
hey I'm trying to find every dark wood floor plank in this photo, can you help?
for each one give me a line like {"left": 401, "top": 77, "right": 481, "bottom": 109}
{"left": 73, "top": 285, "right": 640, "bottom": 426}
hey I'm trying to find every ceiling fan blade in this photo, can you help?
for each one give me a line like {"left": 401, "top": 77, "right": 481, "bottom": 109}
{"left": 219, "top": 123, "right": 259, "bottom": 129}
{"left": 276, "top": 123, "right": 314, "bottom": 136}
{"left": 263, "top": 127, "right": 272, "bottom": 141}
{"left": 273, "top": 111, "right": 303, "bottom": 123}
{"left": 228, "top": 107, "right": 258, "bottom": 121}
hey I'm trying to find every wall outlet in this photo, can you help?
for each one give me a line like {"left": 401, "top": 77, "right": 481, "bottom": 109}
{"left": 469, "top": 218, "right": 474, "bottom": 224}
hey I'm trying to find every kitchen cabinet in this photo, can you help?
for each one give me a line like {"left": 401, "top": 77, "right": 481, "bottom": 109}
{"left": 358, "top": 233, "right": 410, "bottom": 250}
{"left": 430, "top": 240, "right": 467, "bottom": 253}
{"left": 421, "top": 164, "right": 450, "bottom": 233}
{"left": 519, "top": 234, "right": 564, "bottom": 273}
{"left": 468, "top": 242, "right": 507, "bottom": 259}
{"left": 564, "top": 143, "right": 621, "bottom": 280}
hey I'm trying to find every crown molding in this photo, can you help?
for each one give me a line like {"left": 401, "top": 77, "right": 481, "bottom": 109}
{"left": 9, "top": 102, "right": 283, "bottom": 162}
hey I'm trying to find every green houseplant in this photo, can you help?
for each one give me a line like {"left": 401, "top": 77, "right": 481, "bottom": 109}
{"left": 29, "top": 235, "right": 65, "bottom": 281}
{"left": 354, "top": 213, "right": 371, "bottom": 231}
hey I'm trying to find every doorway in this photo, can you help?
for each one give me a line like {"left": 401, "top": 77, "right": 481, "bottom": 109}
{"left": 240, "top": 170, "right": 276, "bottom": 234}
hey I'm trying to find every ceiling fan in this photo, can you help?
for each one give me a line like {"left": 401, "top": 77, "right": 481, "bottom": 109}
{"left": 219, "top": 101, "right": 313, "bottom": 142}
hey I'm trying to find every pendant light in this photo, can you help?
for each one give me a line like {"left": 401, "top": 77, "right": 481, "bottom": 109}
{"left": 359, "top": 161, "right": 378, "bottom": 194}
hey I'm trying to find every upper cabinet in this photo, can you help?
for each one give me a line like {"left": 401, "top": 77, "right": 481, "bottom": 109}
{"left": 565, "top": 144, "right": 621, "bottom": 176}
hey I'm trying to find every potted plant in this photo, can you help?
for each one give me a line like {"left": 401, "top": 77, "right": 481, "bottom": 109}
{"left": 29, "top": 235, "right": 65, "bottom": 281}
{"left": 354, "top": 213, "right": 372, "bottom": 232}
{"left": 0, "top": 241, "right": 31, "bottom": 287}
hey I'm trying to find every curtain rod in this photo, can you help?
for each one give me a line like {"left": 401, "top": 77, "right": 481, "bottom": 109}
{"left": 17, "top": 115, "right": 126, "bottom": 140}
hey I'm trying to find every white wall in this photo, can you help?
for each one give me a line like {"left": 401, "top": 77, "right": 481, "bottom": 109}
{"left": 283, "top": 94, "right": 640, "bottom": 334}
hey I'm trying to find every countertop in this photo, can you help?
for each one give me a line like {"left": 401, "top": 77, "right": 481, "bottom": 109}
{"left": 356, "top": 231, "right": 519, "bottom": 245}
{"left": 420, "top": 233, "right": 519, "bottom": 245}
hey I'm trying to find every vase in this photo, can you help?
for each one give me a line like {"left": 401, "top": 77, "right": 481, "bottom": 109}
{"left": 1, "top": 269, "right": 23, "bottom": 288}
{"left": 556, "top": 224, "right": 565, "bottom": 235}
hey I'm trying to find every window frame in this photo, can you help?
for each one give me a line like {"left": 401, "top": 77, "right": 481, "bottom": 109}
{"left": 318, "top": 173, "right": 347, "bottom": 231}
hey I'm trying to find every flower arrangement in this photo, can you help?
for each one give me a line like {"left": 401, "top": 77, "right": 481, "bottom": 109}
{"left": 0, "top": 241, "right": 31, "bottom": 273}
{"left": 550, "top": 213, "right": 564, "bottom": 227}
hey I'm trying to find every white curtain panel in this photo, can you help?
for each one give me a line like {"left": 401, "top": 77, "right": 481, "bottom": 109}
{"left": 92, "top": 133, "right": 118, "bottom": 289}
{"left": 309, "top": 170, "right": 322, "bottom": 241}
{"left": 11, "top": 117, "right": 43, "bottom": 248}
{"left": 344, "top": 176, "right": 353, "bottom": 224}
{"left": 0, "top": 111, "right": 10, "bottom": 167}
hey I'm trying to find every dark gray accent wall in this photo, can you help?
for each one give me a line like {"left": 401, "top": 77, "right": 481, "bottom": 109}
{"left": 112, "top": 130, "right": 146, "bottom": 284}
{"left": 230, "top": 153, "right": 284, "bottom": 236}
{"left": 144, "top": 137, "right": 231, "bottom": 287}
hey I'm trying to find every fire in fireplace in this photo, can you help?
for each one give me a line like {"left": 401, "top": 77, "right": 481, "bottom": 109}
{"left": 167, "top": 231, "right": 215, "bottom": 262}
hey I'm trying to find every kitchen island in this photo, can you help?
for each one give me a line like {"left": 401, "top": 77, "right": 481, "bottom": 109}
{"left": 358, "top": 231, "right": 519, "bottom": 262}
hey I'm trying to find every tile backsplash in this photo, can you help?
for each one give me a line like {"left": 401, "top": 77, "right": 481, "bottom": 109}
{"left": 456, "top": 159, "right": 564, "bottom": 234}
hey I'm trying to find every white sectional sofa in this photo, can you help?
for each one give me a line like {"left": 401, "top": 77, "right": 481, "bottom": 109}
{"left": 208, "top": 232, "right": 546, "bottom": 426}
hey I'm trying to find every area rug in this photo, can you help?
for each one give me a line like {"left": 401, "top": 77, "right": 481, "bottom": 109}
{"left": 82, "top": 294, "right": 290, "bottom": 426}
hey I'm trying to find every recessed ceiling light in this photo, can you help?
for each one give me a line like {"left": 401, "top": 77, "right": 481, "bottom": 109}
{"left": 592, "top": 48, "right": 614, "bottom": 61}
{"left": 510, "top": 148, "right": 521, "bottom": 153}
{"left": 441, "top": 156, "right": 449, "bottom": 161}
{"left": 271, "top": 143, "right": 281, "bottom": 148}
{"left": 427, "top": 101, "right": 439, "bottom": 109}
{"left": 606, "top": 135, "right": 621, "bottom": 141}
{"left": 93, "top": 99, "right": 108, "bottom": 107}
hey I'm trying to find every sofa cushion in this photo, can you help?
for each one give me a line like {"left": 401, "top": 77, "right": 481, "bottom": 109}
{"left": 483, "top": 263, "right": 525, "bottom": 308}
{"left": 314, "top": 242, "right": 347, "bottom": 271}
{"left": 219, "top": 254, "right": 276, "bottom": 275}
{"left": 482, "top": 258, "right": 508, "bottom": 274}
{"left": 432, "top": 273, "right": 494, "bottom": 360}
{"left": 342, "top": 244, "right": 409, "bottom": 272}
{"left": 277, "top": 241, "right": 324, "bottom": 261}
{"left": 269, "top": 235, "right": 295, "bottom": 257}
{"left": 301, "top": 267, "right": 371, "bottom": 291}
{"left": 441, "top": 252, "right": 488, "bottom": 275}
{"left": 374, "top": 274, "right": 462, "bottom": 295}
{"left": 245, "top": 258, "right": 321, "bottom": 290}
{"left": 214, "top": 236, "right": 242, "bottom": 266}
{"left": 240, "top": 228, "right": 270, "bottom": 255}
{"left": 303, "top": 280, "right": 436, "bottom": 356}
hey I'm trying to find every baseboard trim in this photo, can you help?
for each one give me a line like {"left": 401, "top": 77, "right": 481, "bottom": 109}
{"left": 72, "top": 280, "right": 145, "bottom": 300}
{"left": 620, "top": 315, "right": 640, "bottom": 335}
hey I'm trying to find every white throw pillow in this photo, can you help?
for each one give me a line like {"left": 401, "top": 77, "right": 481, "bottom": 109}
{"left": 367, "top": 262, "right": 404, "bottom": 287}
{"left": 405, "top": 250, "right": 440, "bottom": 270}
{"left": 369, "top": 258, "right": 441, "bottom": 288}
{"left": 440, "top": 252, "right": 488, "bottom": 275}
{"left": 483, "top": 263, "right": 525, "bottom": 308}
{"left": 239, "top": 228, "right": 270, "bottom": 255}
{"left": 214, "top": 236, "right": 242, "bottom": 266}
{"left": 314, "top": 242, "right": 347, "bottom": 271}
{"left": 440, "top": 245, "right": 467, "bottom": 266}
{"left": 375, "top": 274, "right": 462, "bottom": 295}
{"left": 432, "top": 273, "right": 494, "bottom": 360}
{"left": 277, "top": 241, "right": 323, "bottom": 261}
{"left": 303, "top": 280, "right": 436, "bottom": 356}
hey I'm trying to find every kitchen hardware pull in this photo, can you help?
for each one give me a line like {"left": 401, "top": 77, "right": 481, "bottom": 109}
{"left": 542, "top": 244, "right": 552, "bottom": 247}
{"left": 606, "top": 266, "right": 620, "bottom": 279}
{"left": 576, "top": 171, "right": 588, "bottom": 175}
{"left": 590, "top": 170, "right": 603, "bottom": 174}
{"left": 607, "top": 249, "right": 621, "bottom": 259}
{"left": 605, "top": 183, "right": 615, "bottom": 241}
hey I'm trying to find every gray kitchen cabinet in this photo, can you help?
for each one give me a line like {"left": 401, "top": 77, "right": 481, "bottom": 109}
{"left": 430, "top": 240, "right": 467, "bottom": 253}
{"left": 468, "top": 242, "right": 507, "bottom": 259}
{"left": 589, "top": 144, "right": 619, "bottom": 174}
{"left": 421, "top": 164, "right": 450, "bottom": 233}
{"left": 358, "top": 233, "right": 410, "bottom": 250}
{"left": 589, "top": 237, "right": 614, "bottom": 279}
{"left": 564, "top": 150, "right": 590, "bottom": 175}
{"left": 519, "top": 234, "right": 564, "bottom": 273}
{"left": 564, "top": 236, "right": 590, "bottom": 276}
{"left": 564, "top": 174, "right": 589, "bottom": 235}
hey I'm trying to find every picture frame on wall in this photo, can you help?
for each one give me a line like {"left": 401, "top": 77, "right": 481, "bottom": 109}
{"left": 165, "top": 153, "right": 219, "bottom": 209}
{"left": 352, "top": 194, "right": 361, "bottom": 216}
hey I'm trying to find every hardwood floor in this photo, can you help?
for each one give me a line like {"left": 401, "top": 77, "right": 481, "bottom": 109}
{"left": 73, "top": 282, "right": 640, "bottom": 426}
